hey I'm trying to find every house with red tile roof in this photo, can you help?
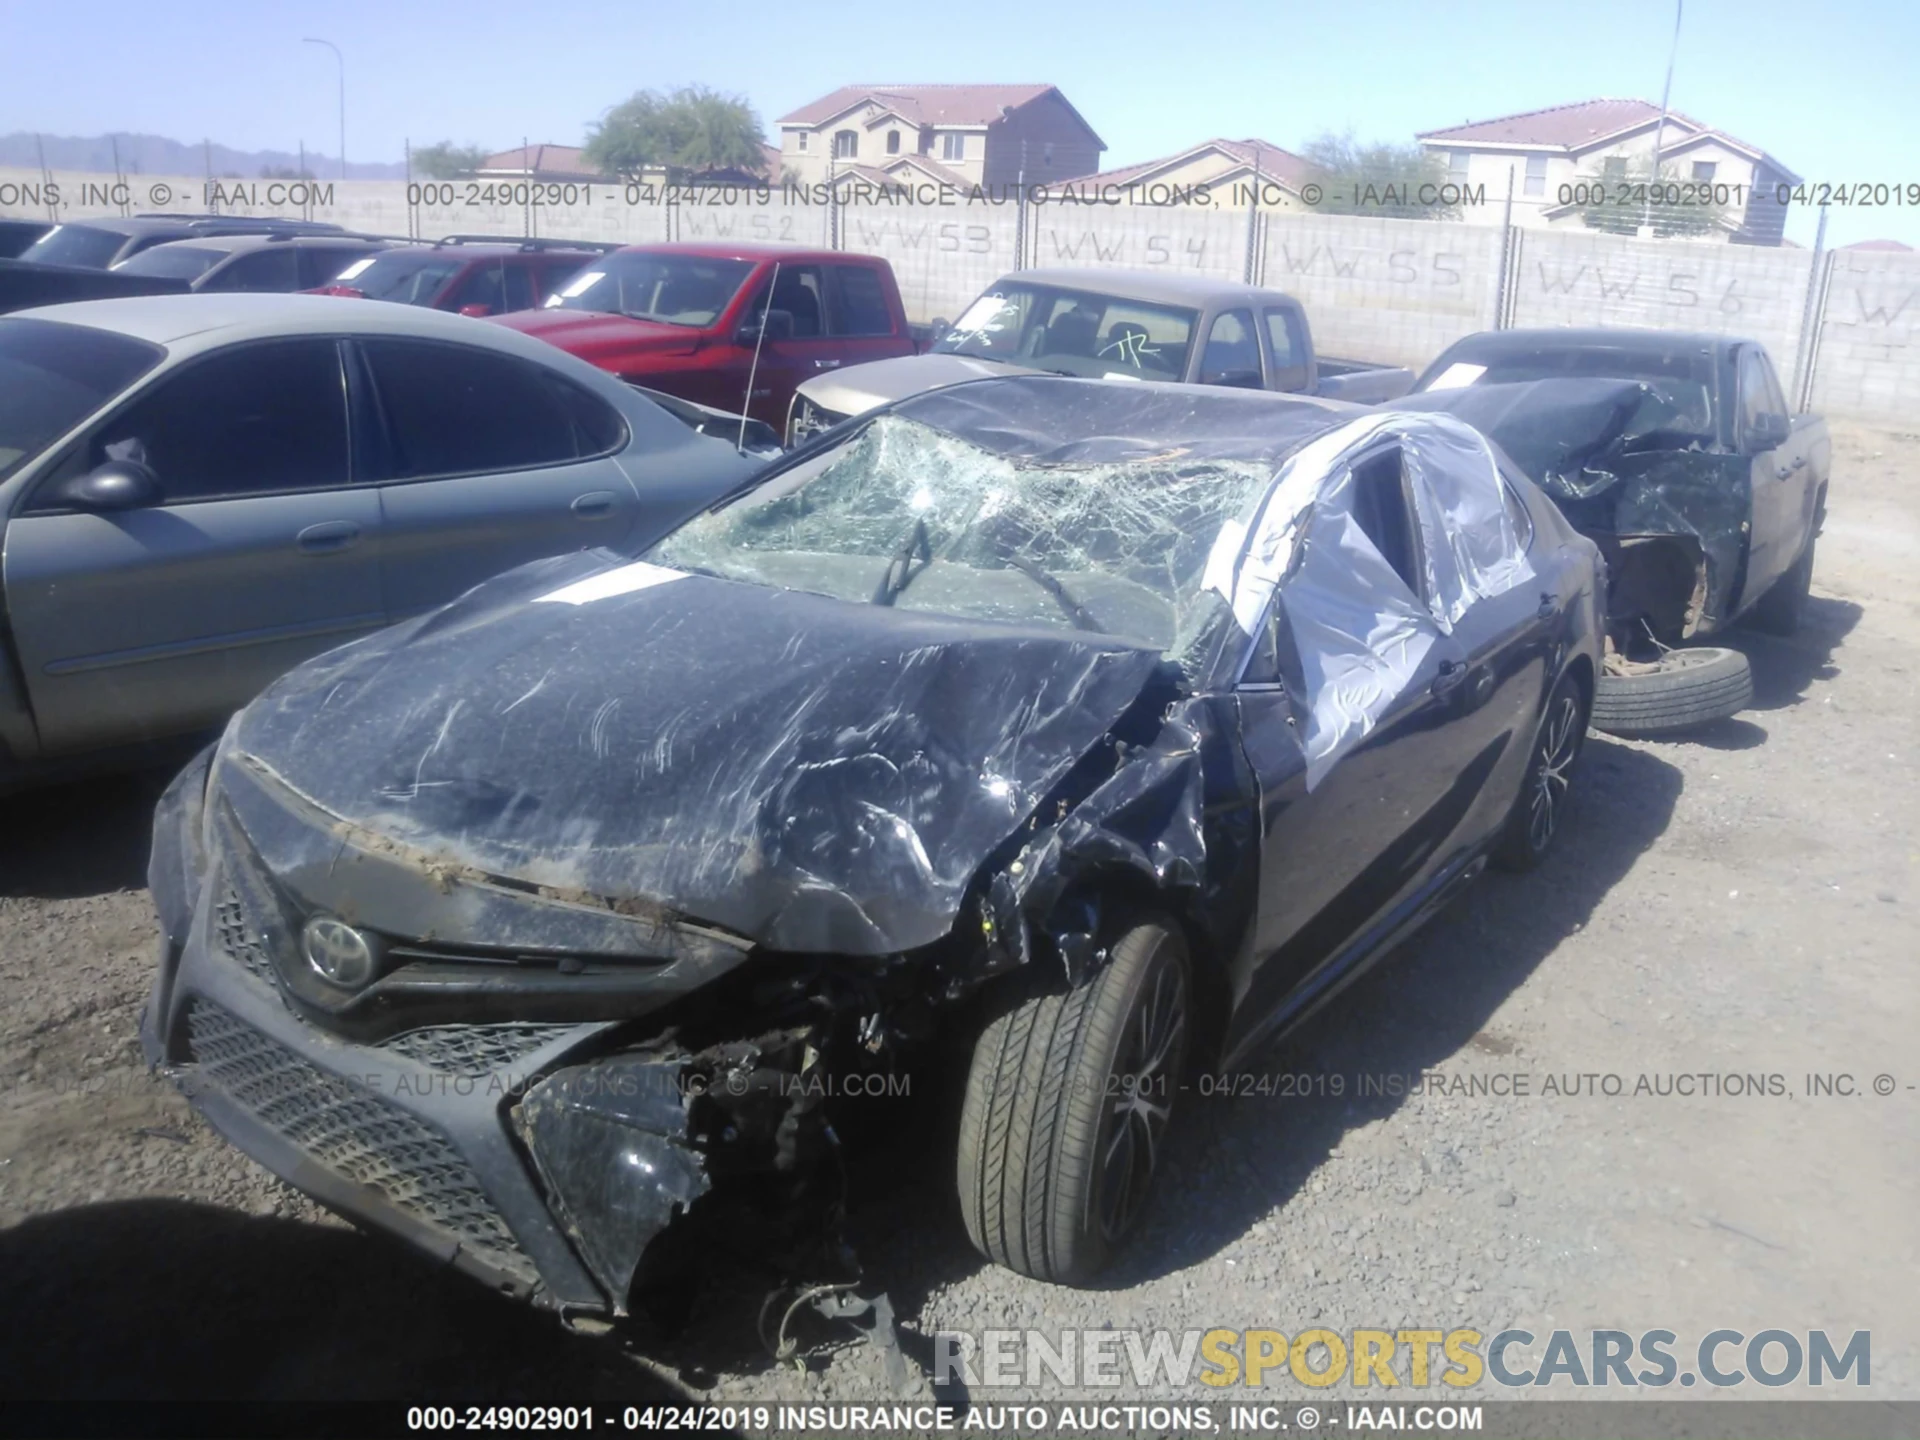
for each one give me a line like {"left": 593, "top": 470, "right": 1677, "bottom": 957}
{"left": 1052, "top": 138, "right": 1318, "bottom": 208}
{"left": 775, "top": 85, "right": 1103, "bottom": 191}
{"left": 1417, "top": 99, "right": 1800, "bottom": 244}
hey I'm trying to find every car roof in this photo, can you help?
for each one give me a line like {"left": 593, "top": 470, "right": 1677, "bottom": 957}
{"left": 1007, "top": 268, "right": 1299, "bottom": 309}
{"left": 10, "top": 292, "right": 598, "bottom": 359}
{"left": 136, "top": 233, "right": 387, "bottom": 258}
{"left": 376, "top": 241, "right": 599, "bottom": 261}
{"left": 55, "top": 214, "right": 343, "bottom": 240}
{"left": 1438, "top": 327, "right": 1750, "bottom": 361}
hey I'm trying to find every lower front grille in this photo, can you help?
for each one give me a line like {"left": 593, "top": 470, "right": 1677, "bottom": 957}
{"left": 185, "top": 999, "right": 538, "bottom": 1285}
{"left": 384, "top": 1024, "right": 579, "bottom": 1078}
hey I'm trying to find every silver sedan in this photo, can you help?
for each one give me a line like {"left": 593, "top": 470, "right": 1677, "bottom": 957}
{"left": 0, "top": 294, "right": 760, "bottom": 784}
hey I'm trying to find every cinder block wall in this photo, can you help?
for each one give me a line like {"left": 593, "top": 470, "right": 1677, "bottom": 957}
{"left": 1806, "top": 249, "right": 1920, "bottom": 420}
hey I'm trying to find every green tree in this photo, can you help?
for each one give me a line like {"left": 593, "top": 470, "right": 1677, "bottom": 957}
{"left": 1574, "top": 157, "right": 1735, "bottom": 239}
{"left": 413, "top": 141, "right": 490, "bottom": 180}
{"left": 1300, "top": 131, "right": 1459, "bottom": 219}
{"left": 584, "top": 86, "right": 766, "bottom": 182}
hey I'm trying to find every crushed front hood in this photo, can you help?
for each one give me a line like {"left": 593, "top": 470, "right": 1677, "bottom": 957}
{"left": 231, "top": 553, "right": 1165, "bottom": 954}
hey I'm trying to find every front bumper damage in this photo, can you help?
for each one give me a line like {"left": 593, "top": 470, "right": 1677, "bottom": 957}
{"left": 140, "top": 746, "right": 862, "bottom": 1320}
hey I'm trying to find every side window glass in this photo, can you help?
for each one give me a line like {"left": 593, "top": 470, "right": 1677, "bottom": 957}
{"left": 1346, "top": 447, "right": 1423, "bottom": 595}
{"left": 1757, "top": 350, "right": 1789, "bottom": 418}
{"left": 1199, "top": 309, "right": 1262, "bottom": 386}
{"left": 202, "top": 247, "right": 301, "bottom": 293}
{"left": 831, "top": 264, "right": 894, "bottom": 336}
{"left": 1263, "top": 309, "right": 1311, "bottom": 391}
{"left": 766, "top": 266, "right": 826, "bottom": 338}
{"left": 1738, "top": 350, "right": 1771, "bottom": 435}
{"left": 362, "top": 339, "right": 580, "bottom": 479}
{"left": 546, "top": 374, "right": 627, "bottom": 456}
{"left": 447, "top": 264, "right": 508, "bottom": 315}
{"left": 503, "top": 264, "right": 535, "bottom": 313}
{"left": 90, "top": 341, "right": 348, "bottom": 501}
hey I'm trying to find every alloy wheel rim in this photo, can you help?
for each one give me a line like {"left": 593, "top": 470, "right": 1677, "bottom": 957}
{"left": 1097, "top": 948, "right": 1188, "bottom": 1242}
{"left": 1526, "top": 695, "right": 1581, "bottom": 853}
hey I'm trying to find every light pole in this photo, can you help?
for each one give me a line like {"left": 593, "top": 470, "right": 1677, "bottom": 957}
{"left": 303, "top": 37, "right": 345, "bottom": 179}
{"left": 1642, "top": 0, "right": 1683, "bottom": 235}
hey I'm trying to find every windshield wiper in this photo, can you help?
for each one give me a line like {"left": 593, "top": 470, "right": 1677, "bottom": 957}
{"left": 1005, "top": 554, "right": 1107, "bottom": 633}
{"left": 873, "top": 518, "right": 934, "bottom": 607}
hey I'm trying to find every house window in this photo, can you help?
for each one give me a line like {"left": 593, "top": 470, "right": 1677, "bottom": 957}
{"left": 942, "top": 132, "right": 965, "bottom": 162}
{"left": 1601, "top": 154, "right": 1626, "bottom": 178}
{"left": 1448, "top": 150, "right": 1471, "bottom": 180}
{"left": 1042, "top": 142, "right": 1054, "bottom": 168}
{"left": 1692, "top": 160, "right": 1717, "bottom": 182}
{"left": 833, "top": 130, "right": 857, "bottom": 159}
{"left": 919, "top": 129, "right": 933, "bottom": 155}
{"left": 797, "top": 132, "right": 808, "bottom": 152}
{"left": 887, "top": 131, "right": 900, "bottom": 155}
{"left": 1524, "top": 154, "right": 1547, "bottom": 196}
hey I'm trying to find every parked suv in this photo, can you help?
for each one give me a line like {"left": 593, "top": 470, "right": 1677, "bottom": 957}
{"left": 495, "top": 243, "right": 920, "bottom": 428}
{"left": 112, "top": 233, "right": 390, "bottom": 292}
{"left": 306, "top": 237, "right": 610, "bottom": 316}
{"left": 17, "top": 213, "right": 348, "bottom": 270}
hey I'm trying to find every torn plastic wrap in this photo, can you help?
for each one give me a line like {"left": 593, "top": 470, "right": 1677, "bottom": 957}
{"left": 1200, "top": 411, "right": 1532, "bottom": 788}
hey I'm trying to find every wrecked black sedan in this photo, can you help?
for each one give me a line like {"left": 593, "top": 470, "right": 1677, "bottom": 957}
{"left": 142, "top": 375, "right": 1602, "bottom": 1320}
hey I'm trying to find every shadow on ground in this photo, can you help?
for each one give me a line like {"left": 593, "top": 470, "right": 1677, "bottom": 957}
{"left": 1729, "top": 594, "right": 1863, "bottom": 715}
{"left": 0, "top": 1199, "right": 684, "bottom": 1402}
{"left": 0, "top": 765, "right": 176, "bottom": 900}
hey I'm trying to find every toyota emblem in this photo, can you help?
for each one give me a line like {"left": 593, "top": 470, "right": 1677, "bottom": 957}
{"left": 301, "top": 915, "right": 379, "bottom": 989}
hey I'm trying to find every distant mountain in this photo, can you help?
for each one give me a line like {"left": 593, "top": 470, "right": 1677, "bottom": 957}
{"left": 0, "top": 132, "right": 410, "bottom": 180}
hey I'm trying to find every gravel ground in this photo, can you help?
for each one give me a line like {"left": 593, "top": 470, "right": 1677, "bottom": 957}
{"left": 2, "top": 420, "right": 1914, "bottom": 1408}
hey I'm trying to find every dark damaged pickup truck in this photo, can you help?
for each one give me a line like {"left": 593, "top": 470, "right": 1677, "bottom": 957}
{"left": 143, "top": 377, "right": 1603, "bottom": 1331}
{"left": 1399, "top": 328, "right": 1830, "bottom": 735}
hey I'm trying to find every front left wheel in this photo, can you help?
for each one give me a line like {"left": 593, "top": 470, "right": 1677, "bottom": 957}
{"left": 957, "top": 913, "right": 1191, "bottom": 1285}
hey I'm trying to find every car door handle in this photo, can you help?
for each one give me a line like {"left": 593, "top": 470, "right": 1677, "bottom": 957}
{"left": 1775, "top": 464, "right": 1793, "bottom": 479}
{"left": 1537, "top": 592, "right": 1557, "bottom": 620}
{"left": 1432, "top": 659, "right": 1467, "bottom": 696}
{"left": 1791, "top": 455, "right": 1807, "bottom": 470}
{"left": 571, "top": 491, "right": 617, "bottom": 519}
{"left": 296, "top": 520, "right": 362, "bottom": 554}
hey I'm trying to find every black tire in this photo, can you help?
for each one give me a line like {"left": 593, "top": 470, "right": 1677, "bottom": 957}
{"left": 956, "top": 914, "right": 1191, "bottom": 1285}
{"left": 1591, "top": 646, "right": 1753, "bottom": 737}
{"left": 1494, "top": 669, "right": 1589, "bottom": 872}
{"left": 1747, "top": 530, "right": 1816, "bottom": 636}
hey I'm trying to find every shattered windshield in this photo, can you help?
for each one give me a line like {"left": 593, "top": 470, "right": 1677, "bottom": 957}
{"left": 1423, "top": 346, "right": 1716, "bottom": 439}
{"left": 933, "top": 284, "right": 1199, "bottom": 381}
{"left": 649, "top": 414, "right": 1270, "bottom": 654}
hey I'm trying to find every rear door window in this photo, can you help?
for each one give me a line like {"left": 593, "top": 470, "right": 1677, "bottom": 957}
{"left": 200, "top": 247, "right": 302, "bottom": 293}
{"left": 1199, "top": 309, "right": 1262, "bottom": 386}
{"left": 1262, "top": 308, "right": 1310, "bottom": 392}
{"left": 85, "top": 340, "right": 349, "bottom": 501}
{"left": 360, "top": 339, "right": 586, "bottom": 478}
{"left": 830, "top": 264, "right": 895, "bottom": 335}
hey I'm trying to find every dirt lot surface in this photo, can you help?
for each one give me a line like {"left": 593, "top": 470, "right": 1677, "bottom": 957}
{"left": 2, "top": 421, "right": 1914, "bottom": 1407}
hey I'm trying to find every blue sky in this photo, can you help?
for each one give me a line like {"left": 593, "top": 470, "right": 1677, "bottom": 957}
{"left": 3, "top": 0, "right": 1915, "bottom": 246}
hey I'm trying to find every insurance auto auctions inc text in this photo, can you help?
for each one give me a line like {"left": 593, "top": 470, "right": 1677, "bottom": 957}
{"left": 933, "top": 1327, "right": 1871, "bottom": 1391}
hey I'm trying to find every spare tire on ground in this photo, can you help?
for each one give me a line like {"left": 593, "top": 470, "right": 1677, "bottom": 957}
{"left": 1592, "top": 646, "right": 1753, "bottom": 737}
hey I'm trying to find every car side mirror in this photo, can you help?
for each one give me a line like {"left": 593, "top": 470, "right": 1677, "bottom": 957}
{"left": 458, "top": 302, "right": 493, "bottom": 318}
{"left": 60, "top": 460, "right": 162, "bottom": 512}
{"left": 739, "top": 309, "right": 795, "bottom": 345}
{"left": 1207, "top": 368, "right": 1265, "bottom": 390}
{"left": 1747, "top": 413, "right": 1791, "bottom": 451}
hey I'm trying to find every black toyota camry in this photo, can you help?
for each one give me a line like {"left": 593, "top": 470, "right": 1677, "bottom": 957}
{"left": 142, "top": 375, "right": 1603, "bottom": 1320}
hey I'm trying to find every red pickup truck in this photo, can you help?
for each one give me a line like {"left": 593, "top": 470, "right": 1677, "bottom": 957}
{"left": 493, "top": 243, "right": 920, "bottom": 428}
